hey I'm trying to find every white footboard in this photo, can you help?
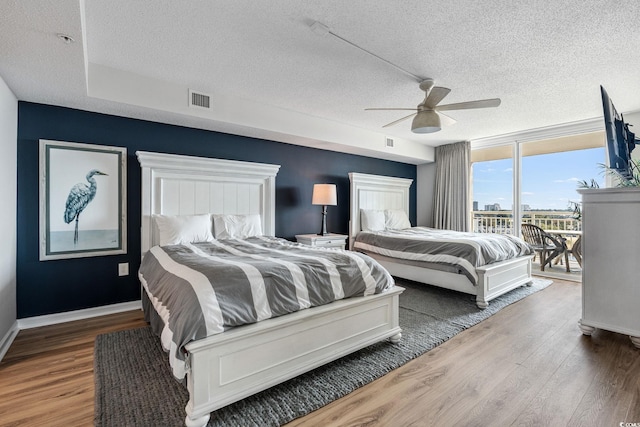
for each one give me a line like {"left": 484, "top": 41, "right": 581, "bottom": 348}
{"left": 367, "top": 253, "right": 533, "bottom": 309}
{"left": 475, "top": 255, "right": 533, "bottom": 308}
{"left": 183, "top": 286, "right": 404, "bottom": 426}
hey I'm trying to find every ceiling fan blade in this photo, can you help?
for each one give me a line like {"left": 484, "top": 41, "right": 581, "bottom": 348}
{"left": 383, "top": 112, "right": 418, "bottom": 128}
{"left": 435, "top": 98, "right": 501, "bottom": 111}
{"left": 365, "top": 108, "right": 418, "bottom": 111}
{"left": 436, "top": 111, "right": 457, "bottom": 127}
{"left": 423, "top": 86, "right": 451, "bottom": 108}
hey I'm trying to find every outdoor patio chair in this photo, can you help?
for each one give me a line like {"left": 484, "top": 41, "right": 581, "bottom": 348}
{"left": 571, "top": 235, "right": 582, "bottom": 268}
{"left": 520, "top": 223, "right": 568, "bottom": 272}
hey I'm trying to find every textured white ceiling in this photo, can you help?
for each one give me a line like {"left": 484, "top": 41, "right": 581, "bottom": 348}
{"left": 2, "top": 0, "right": 640, "bottom": 162}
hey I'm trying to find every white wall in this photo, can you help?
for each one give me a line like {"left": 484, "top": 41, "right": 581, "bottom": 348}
{"left": 0, "top": 74, "right": 18, "bottom": 360}
{"left": 416, "top": 162, "right": 436, "bottom": 227}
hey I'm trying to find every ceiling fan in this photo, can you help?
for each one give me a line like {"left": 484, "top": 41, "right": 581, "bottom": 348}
{"left": 366, "top": 78, "right": 501, "bottom": 134}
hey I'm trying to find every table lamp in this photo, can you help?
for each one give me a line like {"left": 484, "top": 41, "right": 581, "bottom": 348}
{"left": 312, "top": 184, "right": 337, "bottom": 236}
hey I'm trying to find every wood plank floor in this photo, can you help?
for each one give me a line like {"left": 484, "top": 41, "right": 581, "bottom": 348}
{"left": 1, "top": 278, "right": 638, "bottom": 427}
{"left": 0, "top": 311, "right": 147, "bottom": 427}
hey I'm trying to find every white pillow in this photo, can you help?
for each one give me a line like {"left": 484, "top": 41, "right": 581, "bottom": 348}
{"left": 212, "top": 214, "right": 262, "bottom": 239}
{"left": 384, "top": 209, "right": 411, "bottom": 230}
{"left": 153, "top": 214, "right": 214, "bottom": 246}
{"left": 360, "top": 209, "right": 385, "bottom": 231}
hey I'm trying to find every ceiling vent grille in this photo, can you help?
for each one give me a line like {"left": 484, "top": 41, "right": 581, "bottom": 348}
{"left": 189, "top": 89, "right": 211, "bottom": 109}
{"left": 385, "top": 137, "right": 394, "bottom": 148}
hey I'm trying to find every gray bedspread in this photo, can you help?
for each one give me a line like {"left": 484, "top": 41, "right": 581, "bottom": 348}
{"left": 354, "top": 227, "right": 533, "bottom": 284}
{"left": 138, "top": 236, "right": 395, "bottom": 379}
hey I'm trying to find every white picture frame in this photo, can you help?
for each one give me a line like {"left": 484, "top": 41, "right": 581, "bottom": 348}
{"left": 39, "top": 139, "right": 127, "bottom": 260}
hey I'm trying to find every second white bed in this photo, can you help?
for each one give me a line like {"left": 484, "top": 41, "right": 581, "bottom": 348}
{"left": 349, "top": 172, "right": 534, "bottom": 308}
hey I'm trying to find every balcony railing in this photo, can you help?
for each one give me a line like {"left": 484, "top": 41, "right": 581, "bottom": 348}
{"left": 472, "top": 210, "right": 581, "bottom": 235}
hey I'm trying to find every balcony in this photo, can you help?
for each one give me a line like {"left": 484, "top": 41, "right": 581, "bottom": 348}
{"left": 472, "top": 210, "right": 581, "bottom": 234}
{"left": 472, "top": 210, "right": 582, "bottom": 282}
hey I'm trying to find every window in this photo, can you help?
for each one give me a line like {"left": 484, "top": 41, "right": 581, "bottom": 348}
{"left": 472, "top": 146, "right": 514, "bottom": 234}
{"left": 471, "top": 131, "right": 605, "bottom": 236}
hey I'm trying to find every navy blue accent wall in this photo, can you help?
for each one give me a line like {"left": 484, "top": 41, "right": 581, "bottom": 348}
{"left": 17, "top": 102, "right": 416, "bottom": 318}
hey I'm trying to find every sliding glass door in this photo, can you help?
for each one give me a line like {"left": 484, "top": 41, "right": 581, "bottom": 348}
{"left": 471, "top": 145, "right": 515, "bottom": 234}
{"left": 471, "top": 132, "right": 605, "bottom": 236}
{"left": 521, "top": 141, "right": 605, "bottom": 232}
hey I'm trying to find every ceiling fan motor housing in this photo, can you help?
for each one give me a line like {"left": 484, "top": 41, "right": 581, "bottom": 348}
{"left": 412, "top": 110, "right": 441, "bottom": 133}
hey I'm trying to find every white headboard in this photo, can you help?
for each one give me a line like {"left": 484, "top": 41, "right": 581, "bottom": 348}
{"left": 137, "top": 151, "right": 281, "bottom": 254}
{"left": 348, "top": 172, "right": 413, "bottom": 249}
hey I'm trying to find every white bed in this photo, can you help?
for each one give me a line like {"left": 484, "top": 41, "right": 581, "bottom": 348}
{"left": 137, "top": 152, "right": 403, "bottom": 427}
{"left": 349, "top": 172, "right": 533, "bottom": 309}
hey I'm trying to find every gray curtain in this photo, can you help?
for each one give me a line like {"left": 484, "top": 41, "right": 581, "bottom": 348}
{"left": 432, "top": 140, "right": 470, "bottom": 231}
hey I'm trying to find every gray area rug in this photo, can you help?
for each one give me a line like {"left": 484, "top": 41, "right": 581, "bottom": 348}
{"left": 94, "top": 277, "right": 551, "bottom": 427}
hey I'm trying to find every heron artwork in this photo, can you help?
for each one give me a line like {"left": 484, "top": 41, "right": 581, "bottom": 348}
{"left": 64, "top": 169, "right": 108, "bottom": 244}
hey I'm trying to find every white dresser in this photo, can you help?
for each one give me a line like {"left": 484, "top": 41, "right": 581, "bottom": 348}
{"left": 577, "top": 188, "right": 640, "bottom": 348}
{"left": 295, "top": 233, "right": 348, "bottom": 250}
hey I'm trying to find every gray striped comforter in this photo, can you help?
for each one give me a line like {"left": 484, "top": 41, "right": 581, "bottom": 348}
{"left": 139, "top": 236, "right": 394, "bottom": 379}
{"left": 354, "top": 227, "right": 533, "bottom": 284}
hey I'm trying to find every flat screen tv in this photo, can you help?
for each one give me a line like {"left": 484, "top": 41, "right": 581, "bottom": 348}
{"left": 601, "top": 85, "right": 636, "bottom": 179}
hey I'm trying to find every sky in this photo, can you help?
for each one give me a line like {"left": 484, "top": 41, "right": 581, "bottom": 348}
{"left": 472, "top": 147, "right": 606, "bottom": 211}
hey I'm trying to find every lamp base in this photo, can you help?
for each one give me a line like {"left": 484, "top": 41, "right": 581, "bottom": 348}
{"left": 318, "top": 205, "right": 329, "bottom": 236}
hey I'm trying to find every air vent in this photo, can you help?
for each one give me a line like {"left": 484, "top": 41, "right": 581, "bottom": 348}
{"left": 385, "top": 137, "right": 394, "bottom": 148}
{"left": 189, "top": 89, "right": 211, "bottom": 109}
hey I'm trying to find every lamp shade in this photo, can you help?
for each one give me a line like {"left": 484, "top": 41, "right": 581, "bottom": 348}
{"left": 312, "top": 184, "right": 337, "bottom": 206}
{"left": 411, "top": 110, "right": 441, "bottom": 134}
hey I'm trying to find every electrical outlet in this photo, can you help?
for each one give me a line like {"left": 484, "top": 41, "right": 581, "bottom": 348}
{"left": 118, "top": 262, "right": 129, "bottom": 276}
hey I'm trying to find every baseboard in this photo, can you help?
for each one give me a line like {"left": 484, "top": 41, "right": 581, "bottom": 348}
{"left": 0, "top": 321, "right": 19, "bottom": 363}
{"left": 18, "top": 300, "right": 142, "bottom": 330}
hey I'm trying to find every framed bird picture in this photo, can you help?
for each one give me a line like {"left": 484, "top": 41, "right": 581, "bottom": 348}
{"left": 39, "top": 140, "right": 127, "bottom": 260}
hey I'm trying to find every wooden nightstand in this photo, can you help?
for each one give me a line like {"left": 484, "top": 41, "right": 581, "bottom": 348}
{"left": 295, "top": 233, "right": 348, "bottom": 250}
